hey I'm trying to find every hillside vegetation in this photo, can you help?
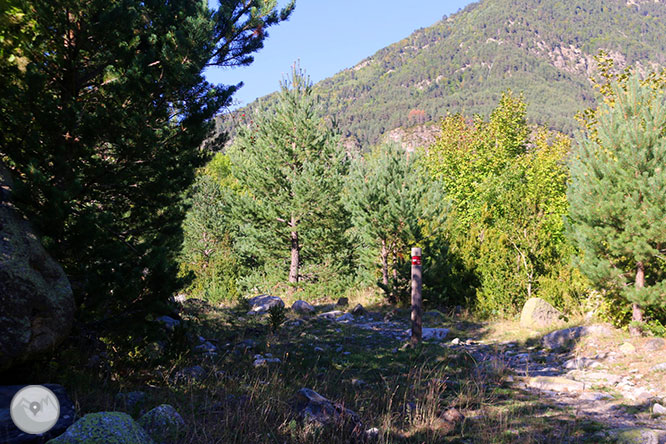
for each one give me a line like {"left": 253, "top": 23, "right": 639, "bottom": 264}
{"left": 220, "top": 0, "right": 666, "bottom": 147}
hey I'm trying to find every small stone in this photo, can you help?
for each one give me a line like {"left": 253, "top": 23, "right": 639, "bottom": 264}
{"left": 336, "top": 297, "right": 349, "bottom": 306}
{"left": 644, "top": 338, "right": 665, "bottom": 352}
{"left": 292, "top": 300, "right": 315, "bottom": 314}
{"left": 351, "top": 304, "right": 367, "bottom": 316}
{"left": 351, "top": 378, "right": 366, "bottom": 389}
{"left": 653, "top": 403, "right": 666, "bottom": 415}
{"left": 318, "top": 310, "right": 344, "bottom": 320}
{"left": 172, "top": 365, "right": 206, "bottom": 383}
{"left": 314, "top": 346, "right": 324, "bottom": 352}
{"left": 451, "top": 338, "right": 460, "bottom": 345}
{"left": 619, "top": 342, "right": 636, "bottom": 354}
{"left": 579, "top": 392, "right": 613, "bottom": 401}
{"left": 194, "top": 341, "right": 217, "bottom": 353}
{"left": 336, "top": 313, "right": 355, "bottom": 322}
{"left": 441, "top": 408, "right": 464, "bottom": 423}
{"left": 651, "top": 362, "right": 666, "bottom": 372}
{"left": 247, "top": 295, "right": 285, "bottom": 314}
{"left": 156, "top": 315, "right": 181, "bottom": 331}
{"left": 292, "top": 388, "right": 361, "bottom": 428}
{"left": 422, "top": 328, "right": 450, "bottom": 341}
{"left": 138, "top": 404, "right": 185, "bottom": 444}
{"left": 365, "top": 427, "right": 380, "bottom": 439}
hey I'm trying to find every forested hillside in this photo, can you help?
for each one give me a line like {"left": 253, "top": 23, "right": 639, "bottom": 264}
{"left": 221, "top": 0, "right": 666, "bottom": 146}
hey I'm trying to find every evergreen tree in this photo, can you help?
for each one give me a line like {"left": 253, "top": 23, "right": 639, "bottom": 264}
{"left": 0, "top": 0, "right": 293, "bottom": 320}
{"left": 568, "top": 75, "right": 666, "bottom": 335}
{"left": 345, "top": 143, "right": 446, "bottom": 303}
{"left": 229, "top": 66, "right": 349, "bottom": 294}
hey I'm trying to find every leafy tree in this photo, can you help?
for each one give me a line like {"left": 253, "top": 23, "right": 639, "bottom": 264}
{"left": 229, "top": 66, "right": 350, "bottom": 294}
{"left": 0, "top": 0, "right": 293, "bottom": 320}
{"left": 568, "top": 75, "right": 666, "bottom": 335}
{"left": 427, "top": 92, "right": 579, "bottom": 315}
{"left": 345, "top": 143, "right": 446, "bottom": 303}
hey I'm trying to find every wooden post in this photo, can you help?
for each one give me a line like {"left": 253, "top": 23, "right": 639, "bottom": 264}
{"left": 411, "top": 247, "right": 423, "bottom": 345}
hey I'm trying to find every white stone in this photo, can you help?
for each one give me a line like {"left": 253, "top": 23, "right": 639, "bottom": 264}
{"left": 247, "top": 295, "right": 285, "bottom": 314}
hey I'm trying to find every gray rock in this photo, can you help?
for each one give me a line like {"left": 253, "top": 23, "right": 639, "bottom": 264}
{"left": 519, "top": 298, "right": 562, "bottom": 328}
{"left": 138, "top": 404, "right": 185, "bottom": 444}
{"left": 350, "top": 304, "right": 367, "bottom": 316}
{"left": 115, "top": 391, "right": 147, "bottom": 416}
{"left": 172, "top": 294, "right": 187, "bottom": 304}
{"left": 542, "top": 324, "right": 613, "bottom": 349}
{"left": 450, "top": 338, "right": 461, "bottom": 345}
{"left": 610, "top": 428, "right": 661, "bottom": 444}
{"left": 0, "top": 165, "right": 75, "bottom": 371}
{"left": 247, "top": 295, "right": 284, "bottom": 314}
{"left": 336, "top": 297, "right": 349, "bottom": 307}
{"left": 336, "top": 313, "right": 355, "bottom": 323}
{"left": 653, "top": 403, "right": 666, "bottom": 415}
{"left": 155, "top": 316, "right": 180, "bottom": 332}
{"left": 644, "top": 338, "right": 665, "bottom": 352}
{"left": 318, "top": 310, "right": 344, "bottom": 320}
{"left": 422, "top": 328, "right": 450, "bottom": 341}
{"left": 292, "top": 300, "right": 315, "bottom": 314}
{"left": 45, "top": 411, "right": 152, "bottom": 444}
{"left": 194, "top": 341, "right": 217, "bottom": 354}
{"left": 292, "top": 388, "right": 360, "bottom": 428}
{"left": 253, "top": 355, "right": 281, "bottom": 367}
{"left": 651, "top": 362, "right": 666, "bottom": 372}
{"left": 172, "top": 365, "right": 206, "bottom": 383}
{"left": 365, "top": 427, "right": 380, "bottom": 439}
{"left": 1, "top": 384, "right": 76, "bottom": 444}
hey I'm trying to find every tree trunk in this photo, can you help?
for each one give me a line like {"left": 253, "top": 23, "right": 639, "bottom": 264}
{"left": 380, "top": 239, "right": 389, "bottom": 296}
{"left": 630, "top": 261, "right": 645, "bottom": 336}
{"left": 288, "top": 216, "right": 299, "bottom": 294}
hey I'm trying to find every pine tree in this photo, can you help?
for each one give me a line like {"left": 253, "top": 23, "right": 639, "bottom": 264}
{"left": 229, "top": 66, "right": 349, "bottom": 294}
{"left": 345, "top": 143, "right": 445, "bottom": 303}
{"left": 568, "top": 75, "right": 666, "bottom": 335}
{"left": 0, "top": 0, "right": 293, "bottom": 320}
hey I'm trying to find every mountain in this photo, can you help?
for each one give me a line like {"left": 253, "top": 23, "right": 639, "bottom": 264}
{"left": 218, "top": 0, "right": 666, "bottom": 148}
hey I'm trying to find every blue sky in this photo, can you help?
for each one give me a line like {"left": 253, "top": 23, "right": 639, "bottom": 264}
{"left": 205, "top": 0, "right": 476, "bottom": 109}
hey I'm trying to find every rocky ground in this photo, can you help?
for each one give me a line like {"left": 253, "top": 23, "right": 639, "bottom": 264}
{"left": 3, "top": 295, "right": 666, "bottom": 443}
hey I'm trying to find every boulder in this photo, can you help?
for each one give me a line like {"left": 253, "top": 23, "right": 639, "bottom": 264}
{"left": 619, "top": 342, "right": 636, "bottom": 354}
{"left": 292, "top": 300, "right": 315, "bottom": 314}
{"left": 1, "top": 384, "right": 76, "bottom": 444}
{"left": 0, "top": 165, "right": 75, "bottom": 371}
{"left": 542, "top": 324, "right": 613, "bottom": 349}
{"left": 137, "top": 404, "right": 185, "bottom": 444}
{"left": 247, "top": 295, "right": 284, "bottom": 314}
{"left": 45, "top": 412, "right": 153, "bottom": 444}
{"left": 292, "top": 388, "right": 360, "bottom": 428}
{"left": 519, "top": 298, "right": 562, "bottom": 329}
{"left": 653, "top": 403, "right": 666, "bottom": 415}
{"left": 336, "top": 313, "right": 355, "bottom": 323}
{"left": 610, "top": 428, "right": 661, "bottom": 444}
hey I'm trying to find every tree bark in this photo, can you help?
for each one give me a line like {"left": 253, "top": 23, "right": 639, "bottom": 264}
{"left": 630, "top": 261, "right": 645, "bottom": 336}
{"left": 288, "top": 216, "right": 299, "bottom": 294}
{"left": 380, "top": 239, "right": 389, "bottom": 296}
